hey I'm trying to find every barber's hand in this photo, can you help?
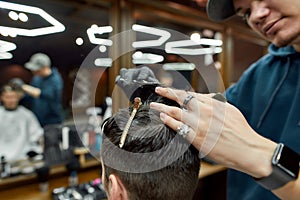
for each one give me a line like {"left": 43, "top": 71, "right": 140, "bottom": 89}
{"left": 150, "top": 87, "right": 277, "bottom": 178}
{"left": 115, "top": 66, "right": 161, "bottom": 102}
{"left": 9, "top": 78, "right": 24, "bottom": 91}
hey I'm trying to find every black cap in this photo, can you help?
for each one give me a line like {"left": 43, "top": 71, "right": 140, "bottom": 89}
{"left": 206, "top": 0, "right": 236, "bottom": 22}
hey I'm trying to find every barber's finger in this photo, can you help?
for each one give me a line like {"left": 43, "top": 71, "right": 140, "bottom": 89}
{"left": 159, "top": 112, "right": 197, "bottom": 144}
{"left": 151, "top": 92, "right": 203, "bottom": 125}
{"left": 154, "top": 101, "right": 198, "bottom": 123}
{"left": 155, "top": 87, "right": 203, "bottom": 113}
{"left": 154, "top": 87, "right": 187, "bottom": 103}
{"left": 150, "top": 102, "right": 184, "bottom": 122}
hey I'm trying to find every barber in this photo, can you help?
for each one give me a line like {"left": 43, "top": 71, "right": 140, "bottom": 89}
{"left": 150, "top": 0, "right": 300, "bottom": 199}
{"left": 11, "top": 53, "right": 64, "bottom": 127}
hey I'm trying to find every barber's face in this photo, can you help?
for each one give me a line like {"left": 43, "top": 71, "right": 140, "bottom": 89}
{"left": 234, "top": 0, "right": 300, "bottom": 47}
{"left": 32, "top": 68, "right": 44, "bottom": 76}
{"left": 1, "top": 91, "right": 19, "bottom": 110}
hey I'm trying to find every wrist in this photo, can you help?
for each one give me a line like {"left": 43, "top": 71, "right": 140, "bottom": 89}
{"left": 254, "top": 143, "right": 300, "bottom": 190}
{"left": 255, "top": 138, "right": 277, "bottom": 178}
{"left": 242, "top": 135, "right": 277, "bottom": 178}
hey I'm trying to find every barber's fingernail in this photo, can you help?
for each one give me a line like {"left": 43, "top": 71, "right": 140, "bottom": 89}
{"left": 160, "top": 113, "right": 166, "bottom": 121}
{"left": 155, "top": 87, "right": 163, "bottom": 92}
{"left": 150, "top": 102, "right": 156, "bottom": 108}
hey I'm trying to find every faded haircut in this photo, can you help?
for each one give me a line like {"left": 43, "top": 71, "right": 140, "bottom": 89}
{"left": 101, "top": 94, "right": 200, "bottom": 200}
{"left": 0, "top": 84, "right": 16, "bottom": 94}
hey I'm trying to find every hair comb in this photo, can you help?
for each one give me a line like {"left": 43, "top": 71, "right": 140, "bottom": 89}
{"left": 119, "top": 97, "right": 142, "bottom": 148}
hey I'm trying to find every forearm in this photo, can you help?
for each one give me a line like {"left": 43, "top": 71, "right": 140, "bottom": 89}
{"left": 209, "top": 128, "right": 300, "bottom": 199}
{"left": 202, "top": 124, "right": 277, "bottom": 178}
{"left": 273, "top": 170, "right": 300, "bottom": 200}
{"left": 235, "top": 133, "right": 277, "bottom": 179}
{"left": 22, "top": 84, "right": 41, "bottom": 98}
{"left": 226, "top": 135, "right": 300, "bottom": 199}
{"left": 204, "top": 130, "right": 299, "bottom": 199}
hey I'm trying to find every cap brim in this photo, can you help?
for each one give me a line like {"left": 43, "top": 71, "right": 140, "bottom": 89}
{"left": 25, "top": 62, "right": 40, "bottom": 71}
{"left": 207, "top": 0, "right": 236, "bottom": 22}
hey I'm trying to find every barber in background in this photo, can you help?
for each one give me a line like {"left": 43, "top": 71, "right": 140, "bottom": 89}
{"left": 0, "top": 84, "right": 43, "bottom": 162}
{"left": 12, "top": 53, "right": 64, "bottom": 127}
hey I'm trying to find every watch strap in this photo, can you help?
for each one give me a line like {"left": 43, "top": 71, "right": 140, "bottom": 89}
{"left": 254, "top": 165, "right": 293, "bottom": 190}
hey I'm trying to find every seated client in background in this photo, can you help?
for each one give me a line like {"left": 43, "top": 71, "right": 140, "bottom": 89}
{"left": 0, "top": 84, "right": 43, "bottom": 162}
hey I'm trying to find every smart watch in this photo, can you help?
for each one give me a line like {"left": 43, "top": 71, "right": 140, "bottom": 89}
{"left": 254, "top": 143, "right": 300, "bottom": 190}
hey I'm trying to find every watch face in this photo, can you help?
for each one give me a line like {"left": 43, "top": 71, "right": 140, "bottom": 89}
{"left": 277, "top": 145, "right": 300, "bottom": 178}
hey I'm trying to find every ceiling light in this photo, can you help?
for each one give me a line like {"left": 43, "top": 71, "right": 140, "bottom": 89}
{"left": 18, "top": 13, "right": 28, "bottom": 22}
{"left": 0, "top": 40, "right": 17, "bottom": 52}
{"left": 190, "top": 32, "right": 201, "bottom": 43}
{"left": 8, "top": 32, "right": 17, "bottom": 37}
{"left": 132, "top": 52, "right": 164, "bottom": 64}
{"left": 87, "top": 25, "right": 113, "bottom": 46}
{"left": 0, "top": 1, "right": 65, "bottom": 37}
{"left": 163, "top": 63, "right": 196, "bottom": 71}
{"left": 76, "top": 37, "right": 84, "bottom": 46}
{"left": 133, "top": 51, "right": 143, "bottom": 59}
{"left": 8, "top": 11, "right": 18, "bottom": 21}
{"left": 165, "top": 40, "right": 222, "bottom": 55}
{"left": 91, "top": 24, "right": 98, "bottom": 29}
{"left": 214, "top": 47, "right": 222, "bottom": 54}
{"left": 204, "top": 54, "right": 213, "bottom": 66}
{"left": 0, "top": 29, "right": 17, "bottom": 37}
{"left": 0, "top": 52, "right": 13, "bottom": 59}
{"left": 94, "top": 58, "right": 112, "bottom": 67}
{"left": 202, "top": 29, "right": 214, "bottom": 38}
{"left": 99, "top": 45, "right": 107, "bottom": 53}
{"left": 132, "top": 24, "right": 171, "bottom": 48}
{"left": 214, "top": 32, "right": 222, "bottom": 40}
{"left": 200, "top": 38, "right": 222, "bottom": 46}
{"left": 0, "top": 31, "right": 9, "bottom": 37}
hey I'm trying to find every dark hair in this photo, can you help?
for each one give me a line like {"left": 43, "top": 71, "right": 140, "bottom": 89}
{"left": 101, "top": 93, "right": 200, "bottom": 200}
{"left": 0, "top": 82, "right": 23, "bottom": 95}
{"left": 0, "top": 84, "right": 15, "bottom": 94}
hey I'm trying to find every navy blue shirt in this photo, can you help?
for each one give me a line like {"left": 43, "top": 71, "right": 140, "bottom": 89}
{"left": 225, "top": 44, "right": 300, "bottom": 200}
{"left": 30, "top": 68, "right": 63, "bottom": 127}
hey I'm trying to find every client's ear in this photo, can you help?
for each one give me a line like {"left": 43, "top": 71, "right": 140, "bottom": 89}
{"left": 109, "top": 174, "right": 129, "bottom": 200}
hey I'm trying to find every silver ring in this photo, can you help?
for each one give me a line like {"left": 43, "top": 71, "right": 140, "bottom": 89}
{"left": 182, "top": 94, "right": 195, "bottom": 111}
{"left": 176, "top": 124, "right": 190, "bottom": 138}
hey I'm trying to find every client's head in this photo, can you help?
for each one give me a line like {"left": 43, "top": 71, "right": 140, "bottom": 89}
{"left": 101, "top": 94, "right": 200, "bottom": 200}
{"left": 0, "top": 84, "right": 21, "bottom": 110}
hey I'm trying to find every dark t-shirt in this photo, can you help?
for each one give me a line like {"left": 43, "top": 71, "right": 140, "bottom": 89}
{"left": 30, "top": 68, "right": 64, "bottom": 127}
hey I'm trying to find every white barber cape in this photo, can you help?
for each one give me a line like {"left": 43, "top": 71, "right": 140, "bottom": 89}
{"left": 0, "top": 106, "right": 43, "bottom": 162}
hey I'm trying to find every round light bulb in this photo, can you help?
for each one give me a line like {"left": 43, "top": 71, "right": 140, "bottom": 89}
{"left": 76, "top": 37, "right": 84, "bottom": 46}
{"left": 18, "top": 13, "right": 28, "bottom": 22}
{"left": 8, "top": 11, "right": 18, "bottom": 21}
